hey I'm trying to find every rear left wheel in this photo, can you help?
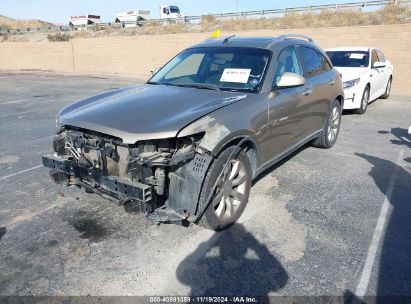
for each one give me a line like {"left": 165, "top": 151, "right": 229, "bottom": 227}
{"left": 312, "top": 99, "right": 342, "bottom": 149}
{"left": 380, "top": 77, "right": 392, "bottom": 99}
{"left": 197, "top": 146, "right": 252, "bottom": 231}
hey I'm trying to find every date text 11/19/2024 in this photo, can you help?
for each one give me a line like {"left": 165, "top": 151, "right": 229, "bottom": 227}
{"left": 149, "top": 296, "right": 258, "bottom": 303}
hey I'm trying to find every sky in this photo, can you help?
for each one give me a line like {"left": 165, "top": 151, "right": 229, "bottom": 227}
{"left": 0, "top": 0, "right": 356, "bottom": 24}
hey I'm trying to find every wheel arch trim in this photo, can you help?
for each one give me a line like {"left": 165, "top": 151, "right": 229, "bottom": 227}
{"left": 210, "top": 132, "right": 260, "bottom": 177}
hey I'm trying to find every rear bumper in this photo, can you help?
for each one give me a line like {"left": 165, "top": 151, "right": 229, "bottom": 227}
{"left": 42, "top": 155, "right": 152, "bottom": 203}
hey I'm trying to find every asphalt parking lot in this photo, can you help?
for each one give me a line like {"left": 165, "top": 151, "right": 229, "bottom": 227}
{"left": 0, "top": 72, "right": 410, "bottom": 300}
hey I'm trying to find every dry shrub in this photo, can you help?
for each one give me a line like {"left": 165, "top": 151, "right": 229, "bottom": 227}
{"left": 0, "top": 24, "right": 11, "bottom": 31}
{"left": 0, "top": 33, "right": 8, "bottom": 41}
{"left": 370, "top": 4, "right": 411, "bottom": 24}
{"left": 71, "top": 28, "right": 92, "bottom": 39}
{"left": 202, "top": 14, "right": 216, "bottom": 24}
{"left": 210, "top": 5, "right": 410, "bottom": 31}
{"left": 30, "top": 5, "right": 411, "bottom": 41}
{"left": 47, "top": 32, "right": 70, "bottom": 42}
{"left": 149, "top": 20, "right": 161, "bottom": 27}
{"left": 3, "top": 4, "right": 409, "bottom": 41}
{"left": 141, "top": 22, "right": 189, "bottom": 35}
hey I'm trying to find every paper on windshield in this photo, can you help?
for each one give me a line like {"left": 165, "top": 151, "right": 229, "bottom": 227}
{"left": 220, "top": 69, "right": 251, "bottom": 83}
{"left": 349, "top": 53, "right": 365, "bottom": 59}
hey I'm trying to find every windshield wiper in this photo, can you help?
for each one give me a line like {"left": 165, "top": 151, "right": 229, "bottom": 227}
{"left": 172, "top": 83, "right": 221, "bottom": 91}
{"left": 146, "top": 81, "right": 161, "bottom": 85}
{"left": 220, "top": 87, "right": 257, "bottom": 93}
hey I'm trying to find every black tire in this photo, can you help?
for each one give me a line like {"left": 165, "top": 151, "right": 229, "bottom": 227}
{"left": 312, "top": 99, "right": 342, "bottom": 149}
{"left": 380, "top": 76, "right": 392, "bottom": 99}
{"left": 197, "top": 146, "right": 252, "bottom": 231}
{"left": 354, "top": 86, "right": 370, "bottom": 114}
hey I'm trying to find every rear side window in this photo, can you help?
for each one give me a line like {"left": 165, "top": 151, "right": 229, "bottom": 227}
{"left": 319, "top": 52, "right": 333, "bottom": 71}
{"left": 299, "top": 46, "right": 323, "bottom": 78}
{"left": 371, "top": 50, "right": 379, "bottom": 65}
{"left": 273, "top": 46, "right": 303, "bottom": 85}
{"left": 376, "top": 49, "right": 386, "bottom": 62}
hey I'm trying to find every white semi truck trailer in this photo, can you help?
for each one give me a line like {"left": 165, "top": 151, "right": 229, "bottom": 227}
{"left": 69, "top": 15, "right": 101, "bottom": 27}
{"left": 115, "top": 10, "right": 151, "bottom": 27}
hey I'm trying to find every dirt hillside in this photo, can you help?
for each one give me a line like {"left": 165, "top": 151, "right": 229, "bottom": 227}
{"left": 0, "top": 15, "right": 53, "bottom": 29}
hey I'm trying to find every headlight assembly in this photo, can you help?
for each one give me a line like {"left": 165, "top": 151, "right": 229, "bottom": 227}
{"left": 343, "top": 78, "right": 361, "bottom": 89}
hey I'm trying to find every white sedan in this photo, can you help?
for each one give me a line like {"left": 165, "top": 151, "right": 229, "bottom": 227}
{"left": 325, "top": 47, "right": 393, "bottom": 114}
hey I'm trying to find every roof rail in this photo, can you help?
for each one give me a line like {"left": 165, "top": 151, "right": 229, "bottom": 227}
{"left": 277, "top": 34, "right": 314, "bottom": 43}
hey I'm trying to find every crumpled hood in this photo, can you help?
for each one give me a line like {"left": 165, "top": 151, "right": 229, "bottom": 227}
{"left": 333, "top": 67, "right": 369, "bottom": 82}
{"left": 59, "top": 84, "right": 247, "bottom": 144}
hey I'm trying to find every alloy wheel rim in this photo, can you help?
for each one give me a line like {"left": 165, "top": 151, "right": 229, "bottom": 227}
{"left": 212, "top": 159, "right": 247, "bottom": 220}
{"left": 327, "top": 106, "right": 340, "bottom": 142}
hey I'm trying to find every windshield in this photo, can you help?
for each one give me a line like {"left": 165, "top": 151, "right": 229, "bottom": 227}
{"left": 326, "top": 51, "right": 369, "bottom": 68}
{"left": 170, "top": 6, "right": 180, "bottom": 13}
{"left": 148, "top": 47, "right": 271, "bottom": 92}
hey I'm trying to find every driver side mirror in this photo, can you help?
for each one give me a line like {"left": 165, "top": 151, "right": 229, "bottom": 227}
{"left": 373, "top": 61, "right": 386, "bottom": 68}
{"left": 275, "top": 72, "right": 305, "bottom": 89}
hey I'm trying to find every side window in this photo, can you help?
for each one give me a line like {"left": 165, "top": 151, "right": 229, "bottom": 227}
{"left": 273, "top": 46, "right": 303, "bottom": 85}
{"left": 376, "top": 49, "right": 386, "bottom": 62}
{"left": 319, "top": 51, "right": 333, "bottom": 71}
{"left": 163, "top": 7, "right": 168, "bottom": 14}
{"left": 371, "top": 50, "right": 379, "bottom": 66}
{"left": 300, "top": 46, "right": 324, "bottom": 78}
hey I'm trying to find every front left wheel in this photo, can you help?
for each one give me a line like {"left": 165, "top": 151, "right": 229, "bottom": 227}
{"left": 197, "top": 146, "right": 252, "bottom": 231}
{"left": 354, "top": 86, "right": 370, "bottom": 115}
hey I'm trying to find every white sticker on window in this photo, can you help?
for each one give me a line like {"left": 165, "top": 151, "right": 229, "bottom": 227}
{"left": 349, "top": 53, "right": 365, "bottom": 59}
{"left": 220, "top": 69, "right": 251, "bottom": 83}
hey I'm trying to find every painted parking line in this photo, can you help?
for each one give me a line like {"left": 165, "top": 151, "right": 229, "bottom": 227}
{"left": 0, "top": 99, "right": 30, "bottom": 105}
{"left": 1, "top": 110, "right": 38, "bottom": 118}
{"left": 354, "top": 149, "right": 404, "bottom": 299}
{"left": 0, "top": 165, "right": 43, "bottom": 182}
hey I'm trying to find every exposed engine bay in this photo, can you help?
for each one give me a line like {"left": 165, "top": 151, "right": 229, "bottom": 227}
{"left": 43, "top": 127, "right": 213, "bottom": 223}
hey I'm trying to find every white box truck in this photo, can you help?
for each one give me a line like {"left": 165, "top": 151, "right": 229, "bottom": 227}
{"left": 69, "top": 15, "right": 101, "bottom": 27}
{"left": 115, "top": 10, "right": 151, "bottom": 27}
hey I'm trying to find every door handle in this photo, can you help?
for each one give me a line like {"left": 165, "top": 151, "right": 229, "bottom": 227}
{"left": 303, "top": 88, "right": 312, "bottom": 96}
{"left": 328, "top": 79, "right": 335, "bottom": 85}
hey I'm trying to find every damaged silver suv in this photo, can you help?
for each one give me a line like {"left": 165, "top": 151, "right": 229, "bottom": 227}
{"left": 43, "top": 34, "right": 343, "bottom": 230}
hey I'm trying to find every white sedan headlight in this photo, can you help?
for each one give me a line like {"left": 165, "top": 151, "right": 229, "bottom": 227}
{"left": 343, "top": 78, "right": 361, "bottom": 89}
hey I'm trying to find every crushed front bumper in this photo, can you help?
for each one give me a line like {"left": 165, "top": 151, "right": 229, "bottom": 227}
{"left": 42, "top": 155, "right": 152, "bottom": 203}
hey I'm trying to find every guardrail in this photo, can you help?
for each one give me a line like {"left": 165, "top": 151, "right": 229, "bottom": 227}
{"left": 1, "top": 0, "right": 410, "bottom": 35}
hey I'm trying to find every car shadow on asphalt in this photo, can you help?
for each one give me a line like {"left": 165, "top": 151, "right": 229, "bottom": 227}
{"left": 342, "top": 110, "right": 357, "bottom": 116}
{"left": 176, "top": 223, "right": 288, "bottom": 302}
{"left": 386, "top": 128, "right": 411, "bottom": 149}
{"left": 344, "top": 153, "right": 411, "bottom": 303}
